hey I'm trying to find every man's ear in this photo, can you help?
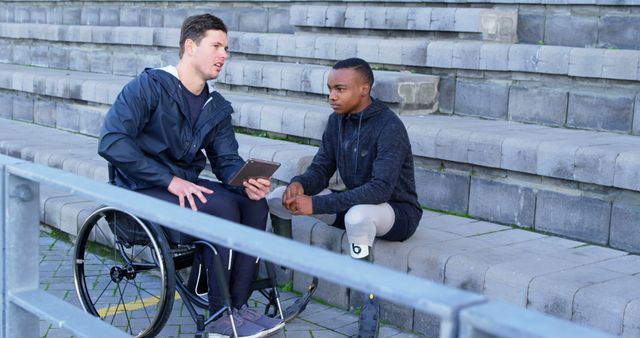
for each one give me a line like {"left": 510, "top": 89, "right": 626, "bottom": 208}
{"left": 184, "top": 39, "right": 195, "bottom": 56}
{"left": 361, "top": 83, "right": 371, "bottom": 97}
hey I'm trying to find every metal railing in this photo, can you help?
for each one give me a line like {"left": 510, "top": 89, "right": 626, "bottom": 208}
{"left": 0, "top": 154, "right": 615, "bottom": 338}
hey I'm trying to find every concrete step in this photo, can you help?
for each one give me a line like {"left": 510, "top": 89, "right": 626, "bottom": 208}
{"left": 2, "top": 21, "right": 638, "bottom": 82}
{"left": 6, "top": 83, "right": 640, "bottom": 253}
{"left": 0, "top": 62, "right": 439, "bottom": 115}
{"left": 0, "top": 4, "right": 293, "bottom": 33}
{"left": 1, "top": 118, "right": 635, "bottom": 338}
{"left": 289, "top": 5, "right": 518, "bottom": 42}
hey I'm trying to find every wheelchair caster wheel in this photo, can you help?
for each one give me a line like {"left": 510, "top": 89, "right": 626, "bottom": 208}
{"left": 282, "top": 276, "right": 318, "bottom": 322}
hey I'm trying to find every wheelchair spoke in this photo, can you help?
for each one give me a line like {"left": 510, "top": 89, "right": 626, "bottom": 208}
{"left": 116, "top": 281, "right": 133, "bottom": 335}
{"left": 92, "top": 279, "right": 114, "bottom": 311}
{"left": 132, "top": 279, "right": 153, "bottom": 325}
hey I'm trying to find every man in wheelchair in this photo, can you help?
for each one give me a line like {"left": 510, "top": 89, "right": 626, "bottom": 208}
{"left": 98, "top": 13, "right": 282, "bottom": 337}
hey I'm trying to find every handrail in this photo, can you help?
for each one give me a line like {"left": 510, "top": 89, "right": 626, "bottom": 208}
{"left": 0, "top": 155, "right": 615, "bottom": 338}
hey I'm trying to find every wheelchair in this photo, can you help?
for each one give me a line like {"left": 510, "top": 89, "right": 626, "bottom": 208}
{"left": 72, "top": 166, "right": 318, "bottom": 337}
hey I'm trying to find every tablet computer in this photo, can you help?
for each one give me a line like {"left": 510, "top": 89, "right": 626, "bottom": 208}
{"left": 227, "top": 158, "right": 281, "bottom": 186}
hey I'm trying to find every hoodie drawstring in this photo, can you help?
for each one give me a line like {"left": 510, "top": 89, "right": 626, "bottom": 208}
{"left": 354, "top": 112, "right": 363, "bottom": 176}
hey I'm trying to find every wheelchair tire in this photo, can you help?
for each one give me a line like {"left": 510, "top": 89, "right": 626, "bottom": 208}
{"left": 73, "top": 206, "right": 176, "bottom": 337}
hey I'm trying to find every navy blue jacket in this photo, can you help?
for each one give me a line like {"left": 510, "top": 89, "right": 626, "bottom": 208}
{"left": 98, "top": 66, "right": 244, "bottom": 190}
{"left": 291, "top": 99, "right": 422, "bottom": 229}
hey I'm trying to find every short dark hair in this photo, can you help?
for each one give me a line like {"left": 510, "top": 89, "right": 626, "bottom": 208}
{"left": 332, "top": 58, "right": 374, "bottom": 87}
{"left": 179, "top": 14, "right": 227, "bottom": 58}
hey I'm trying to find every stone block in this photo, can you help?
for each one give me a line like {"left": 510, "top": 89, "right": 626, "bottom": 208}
{"left": 267, "top": 8, "right": 294, "bottom": 34}
{"left": 610, "top": 200, "right": 640, "bottom": 253}
{"left": 575, "top": 143, "right": 632, "bottom": 186}
{"left": 414, "top": 167, "right": 470, "bottom": 215}
{"left": 567, "top": 91, "right": 634, "bottom": 133}
{"left": 60, "top": 25, "right": 91, "bottom": 43}
{"left": 139, "top": 8, "right": 162, "bottom": 27}
{"left": 0, "top": 92, "right": 13, "bottom": 119}
{"left": 602, "top": 49, "right": 639, "bottom": 81}
{"left": 452, "top": 42, "right": 481, "bottom": 69}
{"left": 99, "top": 7, "right": 119, "bottom": 26}
{"left": 294, "top": 35, "right": 316, "bottom": 59}
{"left": 356, "top": 38, "right": 380, "bottom": 64}
{"left": 239, "top": 33, "right": 260, "bottom": 55}
{"left": 280, "top": 65, "right": 303, "bottom": 92}
{"left": 119, "top": 7, "right": 140, "bottom": 26}
{"left": 63, "top": 7, "right": 81, "bottom": 25}
{"left": 288, "top": 5, "right": 306, "bottom": 26}
{"left": 30, "top": 45, "right": 48, "bottom": 67}
{"left": 260, "top": 63, "right": 283, "bottom": 89}
{"left": 0, "top": 41, "right": 12, "bottom": 63}
{"left": 568, "top": 47, "right": 604, "bottom": 78}
{"left": 400, "top": 41, "right": 427, "bottom": 67}
{"left": 364, "top": 7, "right": 386, "bottom": 29}
{"left": 598, "top": 16, "right": 640, "bottom": 50}
{"left": 454, "top": 80, "right": 509, "bottom": 119}
{"left": 79, "top": 106, "right": 106, "bottom": 137}
{"left": 430, "top": 8, "right": 455, "bottom": 31}
{"left": 624, "top": 299, "right": 640, "bottom": 338}
{"left": 437, "top": 77, "right": 455, "bottom": 114}
{"left": 573, "top": 275, "right": 640, "bottom": 336}
{"left": 508, "top": 44, "right": 539, "bottom": 72}
{"left": 257, "top": 34, "right": 278, "bottom": 56}
{"left": 545, "top": 15, "right": 597, "bottom": 47}
{"left": 378, "top": 39, "right": 402, "bottom": 65}
{"left": 275, "top": 34, "right": 295, "bottom": 57}
{"left": 454, "top": 9, "right": 481, "bottom": 33}
{"left": 517, "top": 13, "right": 545, "bottom": 44}
{"left": 33, "top": 99, "right": 56, "bottom": 127}
{"left": 535, "top": 190, "right": 611, "bottom": 245}
{"left": 243, "top": 63, "right": 263, "bottom": 88}
{"left": 387, "top": 7, "right": 410, "bottom": 30}
{"left": 435, "top": 128, "right": 470, "bottom": 163}
{"left": 508, "top": 86, "right": 567, "bottom": 126}
{"left": 88, "top": 52, "right": 112, "bottom": 74}
{"left": 412, "top": 8, "right": 432, "bottom": 31}
{"left": 480, "top": 10, "right": 518, "bottom": 42}
{"left": 479, "top": 43, "right": 509, "bottom": 71}
{"left": 325, "top": 6, "right": 346, "bottom": 27}
{"left": 536, "top": 46, "right": 570, "bottom": 75}
{"left": 48, "top": 47, "right": 69, "bottom": 70}
{"left": 112, "top": 53, "right": 138, "bottom": 76}
{"left": 335, "top": 37, "right": 358, "bottom": 60}
{"left": 634, "top": 95, "right": 640, "bottom": 136}
{"left": 314, "top": 36, "right": 336, "bottom": 60}
{"left": 12, "top": 44, "right": 30, "bottom": 65}
{"left": 56, "top": 104, "right": 80, "bottom": 132}
{"left": 30, "top": 7, "right": 46, "bottom": 24}
{"left": 301, "top": 66, "right": 327, "bottom": 96}
{"left": 12, "top": 96, "right": 33, "bottom": 122}
{"left": 467, "top": 130, "right": 507, "bottom": 167}
{"left": 469, "top": 177, "right": 535, "bottom": 228}
{"left": 528, "top": 265, "right": 624, "bottom": 320}
{"left": 306, "top": 5, "right": 328, "bottom": 27}
{"left": 344, "top": 7, "right": 365, "bottom": 29}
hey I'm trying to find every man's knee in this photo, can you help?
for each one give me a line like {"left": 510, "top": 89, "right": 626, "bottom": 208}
{"left": 344, "top": 205, "right": 372, "bottom": 227}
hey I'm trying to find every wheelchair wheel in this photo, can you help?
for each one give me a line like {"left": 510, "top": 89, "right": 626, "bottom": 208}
{"left": 73, "top": 207, "right": 176, "bottom": 337}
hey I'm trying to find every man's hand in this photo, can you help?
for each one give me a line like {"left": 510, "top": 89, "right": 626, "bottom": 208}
{"left": 283, "top": 182, "right": 304, "bottom": 210}
{"left": 289, "top": 195, "right": 313, "bottom": 215}
{"left": 167, "top": 176, "right": 214, "bottom": 211}
{"left": 243, "top": 178, "right": 271, "bottom": 200}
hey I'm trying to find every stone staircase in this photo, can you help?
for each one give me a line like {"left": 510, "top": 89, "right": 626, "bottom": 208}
{"left": 1, "top": 0, "right": 640, "bottom": 337}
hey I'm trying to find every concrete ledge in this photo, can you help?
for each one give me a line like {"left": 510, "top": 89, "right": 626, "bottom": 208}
{"left": 290, "top": 5, "right": 518, "bottom": 42}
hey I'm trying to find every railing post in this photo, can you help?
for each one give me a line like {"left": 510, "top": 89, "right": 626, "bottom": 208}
{"left": 3, "top": 169, "right": 40, "bottom": 338}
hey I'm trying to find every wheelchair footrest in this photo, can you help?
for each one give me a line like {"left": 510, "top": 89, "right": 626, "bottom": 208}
{"left": 282, "top": 277, "right": 318, "bottom": 322}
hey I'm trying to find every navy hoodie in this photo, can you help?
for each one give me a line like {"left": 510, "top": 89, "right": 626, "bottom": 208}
{"left": 98, "top": 66, "right": 244, "bottom": 190}
{"left": 291, "top": 99, "right": 422, "bottom": 233}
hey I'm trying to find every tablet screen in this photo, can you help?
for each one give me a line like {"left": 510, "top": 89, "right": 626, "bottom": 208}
{"left": 227, "top": 159, "right": 281, "bottom": 186}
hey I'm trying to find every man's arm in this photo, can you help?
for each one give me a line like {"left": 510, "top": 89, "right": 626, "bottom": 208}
{"left": 289, "top": 116, "right": 338, "bottom": 196}
{"left": 310, "top": 121, "right": 409, "bottom": 215}
{"left": 98, "top": 74, "right": 174, "bottom": 188}
{"left": 203, "top": 114, "right": 245, "bottom": 184}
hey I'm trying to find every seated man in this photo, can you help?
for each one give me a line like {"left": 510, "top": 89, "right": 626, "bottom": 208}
{"left": 98, "top": 13, "right": 282, "bottom": 338}
{"left": 267, "top": 58, "right": 423, "bottom": 338}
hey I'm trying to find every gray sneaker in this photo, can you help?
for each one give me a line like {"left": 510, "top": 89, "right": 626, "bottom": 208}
{"left": 236, "top": 305, "right": 285, "bottom": 335}
{"left": 207, "top": 312, "right": 267, "bottom": 338}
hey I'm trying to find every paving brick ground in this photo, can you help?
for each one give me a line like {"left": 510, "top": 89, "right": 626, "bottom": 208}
{"left": 38, "top": 228, "right": 422, "bottom": 338}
